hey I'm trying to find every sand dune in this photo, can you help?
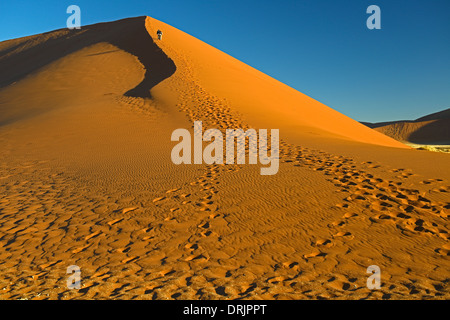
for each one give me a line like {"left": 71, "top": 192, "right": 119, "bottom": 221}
{"left": 417, "top": 108, "right": 450, "bottom": 122}
{"left": 363, "top": 108, "right": 450, "bottom": 145}
{"left": 0, "top": 16, "right": 448, "bottom": 300}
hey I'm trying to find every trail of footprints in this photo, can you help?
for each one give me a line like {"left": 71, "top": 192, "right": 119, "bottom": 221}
{"left": 1, "top": 43, "right": 449, "bottom": 299}
{"left": 279, "top": 143, "right": 450, "bottom": 259}
{"left": 151, "top": 161, "right": 241, "bottom": 266}
{"left": 152, "top": 48, "right": 449, "bottom": 296}
{"left": 148, "top": 50, "right": 252, "bottom": 266}
{"left": 1, "top": 105, "right": 449, "bottom": 299}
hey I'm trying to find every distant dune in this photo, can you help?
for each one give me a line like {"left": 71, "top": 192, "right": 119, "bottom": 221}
{"left": 0, "top": 17, "right": 449, "bottom": 300}
{"left": 362, "top": 108, "right": 450, "bottom": 145}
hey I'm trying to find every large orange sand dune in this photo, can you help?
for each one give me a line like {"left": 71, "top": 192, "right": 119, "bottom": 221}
{"left": 0, "top": 17, "right": 448, "bottom": 300}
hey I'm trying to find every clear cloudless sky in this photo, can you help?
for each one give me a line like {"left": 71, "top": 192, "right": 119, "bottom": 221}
{"left": 1, "top": 0, "right": 449, "bottom": 122}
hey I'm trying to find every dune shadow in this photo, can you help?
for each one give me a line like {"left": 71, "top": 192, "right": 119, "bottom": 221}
{"left": 0, "top": 16, "right": 176, "bottom": 99}
{"left": 408, "top": 119, "right": 450, "bottom": 145}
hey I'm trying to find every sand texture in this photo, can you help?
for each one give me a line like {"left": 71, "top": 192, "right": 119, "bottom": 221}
{"left": 0, "top": 17, "right": 449, "bottom": 300}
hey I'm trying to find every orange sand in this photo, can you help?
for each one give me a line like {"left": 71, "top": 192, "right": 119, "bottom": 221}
{"left": 0, "top": 17, "right": 448, "bottom": 300}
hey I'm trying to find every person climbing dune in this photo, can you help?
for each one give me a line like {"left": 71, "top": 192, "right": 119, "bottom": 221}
{"left": 157, "top": 29, "right": 163, "bottom": 40}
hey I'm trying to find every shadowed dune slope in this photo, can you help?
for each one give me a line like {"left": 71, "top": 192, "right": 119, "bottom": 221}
{"left": 376, "top": 119, "right": 450, "bottom": 145}
{"left": 417, "top": 108, "right": 450, "bottom": 122}
{"left": 363, "top": 108, "right": 450, "bottom": 144}
{"left": 0, "top": 17, "right": 175, "bottom": 126}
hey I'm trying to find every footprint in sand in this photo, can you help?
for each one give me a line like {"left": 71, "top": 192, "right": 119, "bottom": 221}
{"left": 304, "top": 251, "right": 327, "bottom": 259}
{"left": 332, "top": 231, "right": 354, "bottom": 240}
{"left": 435, "top": 244, "right": 450, "bottom": 256}
{"left": 343, "top": 212, "right": 358, "bottom": 219}
{"left": 196, "top": 200, "right": 214, "bottom": 209}
{"left": 437, "top": 230, "right": 449, "bottom": 241}
{"left": 184, "top": 254, "right": 209, "bottom": 262}
{"left": 107, "top": 218, "right": 123, "bottom": 226}
{"left": 164, "top": 216, "right": 177, "bottom": 222}
{"left": 84, "top": 230, "right": 103, "bottom": 241}
{"left": 200, "top": 230, "right": 214, "bottom": 237}
{"left": 329, "top": 220, "right": 346, "bottom": 228}
{"left": 327, "top": 278, "right": 353, "bottom": 291}
{"left": 121, "top": 256, "right": 139, "bottom": 264}
{"left": 38, "top": 261, "right": 61, "bottom": 270}
{"left": 315, "top": 239, "right": 333, "bottom": 248}
{"left": 198, "top": 222, "right": 210, "bottom": 229}
{"left": 152, "top": 197, "right": 166, "bottom": 203}
{"left": 421, "top": 179, "right": 443, "bottom": 185}
{"left": 116, "top": 247, "right": 131, "bottom": 253}
{"left": 369, "top": 213, "right": 395, "bottom": 224}
{"left": 122, "top": 207, "right": 139, "bottom": 214}
{"left": 159, "top": 269, "right": 176, "bottom": 277}
{"left": 280, "top": 261, "right": 299, "bottom": 269}
{"left": 267, "top": 276, "right": 289, "bottom": 284}
{"left": 185, "top": 243, "right": 199, "bottom": 251}
{"left": 32, "top": 271, "right": 49, "bottom": 280}
{"left": 72, "top": 243, "right": 92, "bottom": 254}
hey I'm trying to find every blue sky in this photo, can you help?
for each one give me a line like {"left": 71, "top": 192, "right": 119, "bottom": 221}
{"left": 1, "top": 0, "right": 449, "bottom": 122}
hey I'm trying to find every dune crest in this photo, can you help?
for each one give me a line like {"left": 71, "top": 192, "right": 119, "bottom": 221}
{"left": 142, "top": 17, "right": 407, "bottom": 148}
